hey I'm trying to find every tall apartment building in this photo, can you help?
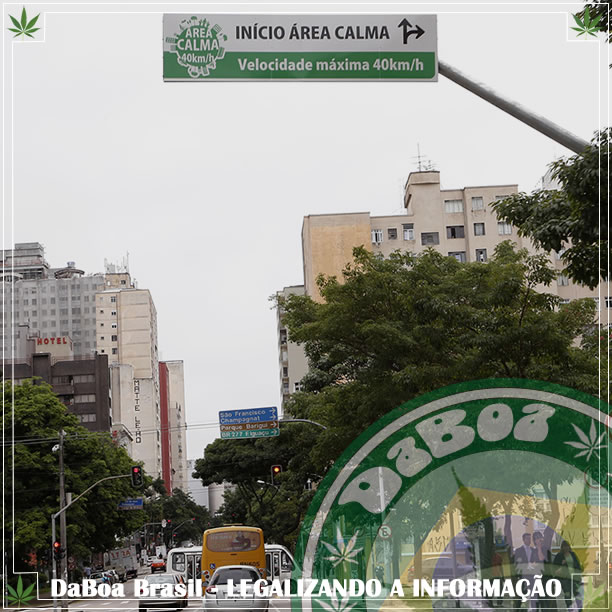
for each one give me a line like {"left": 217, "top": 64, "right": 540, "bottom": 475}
{"left": 0, "top": 243, "right": 104, "bottom": 358}
{"left": 279, "top": 170, "right": 601, "bottom": 404}
{"left": 276, "top": 286, "right": 309, "bottom": 412}
{"left": 158, "top": 361, "right": 188, "bottom": 494}
{"left": 165, "top": 361, "right": 188, "bottom": 493}
{"left": 0, "top": 243, "right": 180, "bottom": 482}
{"left": 98, "top": 283, "right": 162, "bottom": 479}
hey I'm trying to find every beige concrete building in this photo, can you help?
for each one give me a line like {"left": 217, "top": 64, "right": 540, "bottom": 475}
{"left": 276, "top": 285, "right": 310, "bottom": 412}
{"left": 165, "top": 360, "right": 188, "bottom": 493}
{"left": 279, "top": 170, "right": 602, "bottom": 404}
{"left": 100, "top": 286, "right": 161, "bottom": 478}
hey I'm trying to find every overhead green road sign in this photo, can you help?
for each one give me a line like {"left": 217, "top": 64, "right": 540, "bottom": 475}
{"left": 163, "top": 14, "right": 437, "bottom": 81}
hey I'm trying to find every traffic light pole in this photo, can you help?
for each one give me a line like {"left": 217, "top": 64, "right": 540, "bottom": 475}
{"left": 58, "top": 430, "right": 67, "bottom": 584}
{"left": 51, "top": 474, "right": 131, "bottom": 612}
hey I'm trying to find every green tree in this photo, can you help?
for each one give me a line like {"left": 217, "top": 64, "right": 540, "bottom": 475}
{"left": 277, "top": 244, "right": 599, "bottom": 472}
{"left": 193, "top": 424, "right": 318, "bottom": 549}
{"left": 2, "top": 380, "right": 146, "bottom": 574}
{"left": 491, "top": 129, "right": 609, "bottom": 289}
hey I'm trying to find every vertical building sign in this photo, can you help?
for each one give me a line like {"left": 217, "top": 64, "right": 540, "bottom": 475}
{"left": 133, "top": 378, "right": 142, "bottom": 443}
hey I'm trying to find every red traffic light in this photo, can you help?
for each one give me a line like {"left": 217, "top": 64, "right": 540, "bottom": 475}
{"left": 53, "top": 541, "right": 61, "bottom": 550}
{"left": 272, "top": 465, "right": 281, "bottom": 474}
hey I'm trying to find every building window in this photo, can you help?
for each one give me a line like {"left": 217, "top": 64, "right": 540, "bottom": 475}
{"left": 294, "top": 382, "right": 302, "bottom": 392}
{"left": 495, "top": 195, "right": 509, "bottom": 201}
{"left": 52, "top": 376, "right": 71, "bottom": 384}
{"left": 449, "top": 251, "right": 467, "bottom": 263}
{"left": 112, "top": 348, "right": 118, "bottom": 355}
{"left": 111, "top": 323, "right": 117, "bottom": 329}
{"left": 111, "top": 335, "right": 117, "bottom": 341}
{"left": 387, "top": 228, "right": 397, "bottom": 240}
{"left": 557, "top": 274, "right": 569, "bottom": 286}
{"left": 371, "top": 229, "right": 383, "bottom": 244}
{"left": 74, "top": 394, "right": 96, "bottom": 403}
{"left": 421, "top": 232, "right": 440, "bottom": 246}
{"left": 471, "top": 197, "right": 484, "bottom": 210}
{"left": 444, "top": 199, "right": 463, "bottom": 213}
{"left": 100, "top": 322, "right": 104, "bottom": 327}
{"left": 282, "top": 366, "right": 288, "bottom": 377}
{"left": 605, "top": 297, "right": 612, "bottom": 308}
{"left": 474, "top": 223, "right": 486, "bottom": 236}
{"left": 23, "top": 299, "right": 28, "bottom": 306}
{"left": 282, "top": 382, "right": 289, "bottom": 393}
{"left": 121, "top": 280, "right": 126, "bottom": 285}
{"left": 497, "top": 222, "right": 512, "bottom": 235}
{"left": 110, "top": 296, "right": 116, "bottom": 303}
{"left": 99, "top": 309, "right": 104, "bottom": 314}
{"left": 71, "top": 308, "right": 81, "bottom": 315}
{"left": 73, "top": 374, "right": 95, "bottom": 383}
{"left": 50, "top": 298, "right": 56, "bottom": 304}
{"left": 111, "top": 311, "right": 117, "bottom": 316}
{"left": 78, "top": 413, "right": 97, "bottom": 423}
{"left": 60, "top": 309, "right": 68, "bottom": 316}
{"left": 476, "top": 248, "right": 487, "bottom": 262}
{"left": 402, "top": 224, "right": 415, "bottom": 241}
{"left": 446, "top": 225, "right": 465, "bottom": 239}
{"left": 31, "top": 299, "right": 37, "bottom": 305}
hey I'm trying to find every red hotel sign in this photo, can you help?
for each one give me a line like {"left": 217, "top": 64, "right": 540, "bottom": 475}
{"left": 36, "top": 337, "right": 71, "bottom": 346}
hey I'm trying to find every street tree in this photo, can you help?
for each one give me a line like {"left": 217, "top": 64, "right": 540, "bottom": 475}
{"left": 193, "top": 423, "right": 318, "bottom": 548}
{"left": 491, "top": 129, "right": 610, "bottom": 289}
{"left": 2, "top": 380, "right": 146, "bottom": 573}
{"left": 277, "top": 243, "right": 599, "bottom": 472}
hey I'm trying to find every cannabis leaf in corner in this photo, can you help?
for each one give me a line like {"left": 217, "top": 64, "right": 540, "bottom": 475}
{"left": 571, "top": 6, "right": 603, "bottom": 38}
{"left": 5, "top": 576, "right": 36, "bottom": 607}
{"left": 8, "top": 7, "right": 40, "bottom": 39}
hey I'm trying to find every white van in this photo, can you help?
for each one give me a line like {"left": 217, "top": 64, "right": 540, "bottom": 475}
{"left": 265, "top": 544, "right": 295, "bottom": 581}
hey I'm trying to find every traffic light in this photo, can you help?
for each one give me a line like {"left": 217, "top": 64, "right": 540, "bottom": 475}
{"left": 131, "top": 465, "right": 143, "bottom": 488}
{"left": 271, "top": 464, "right": 282, "bottom": 484}
{"left": 53, "top": 541, "right": 65, "bottom": 561}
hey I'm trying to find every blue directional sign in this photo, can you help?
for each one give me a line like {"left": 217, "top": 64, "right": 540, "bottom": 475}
{"left": 219, "top": 407, "right": 278, "bottom": 425}
{"left": 118, "top": 497, "right": 144, "bottom": 510}
{"left": 219, "top": 407, "right": 280, "bottom": 439}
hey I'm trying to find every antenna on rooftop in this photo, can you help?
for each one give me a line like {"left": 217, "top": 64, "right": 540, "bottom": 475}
{"left": 413, "top": 143, "right": 437, "bottom": 172}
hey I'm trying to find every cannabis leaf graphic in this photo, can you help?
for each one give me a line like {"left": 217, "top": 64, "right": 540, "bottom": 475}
{"left": 5, "top": 576, "right": 36, "bottom": 607}
{"left": 317, "top": 592, "right": 356, "bottom": 612}
{"left": 571, "top": 6, "right": 603, "bottom": 38}
{"left": 581, "top": 575, "right": 605, "bottom": 607}
{"left": 564, "top": 420, "right": 605, "bottom": 461}
{"left": 8, "top": 7, "right": 40, "bottom": 39}
{"left": 321, "top": 525, "right": 363, "bottom": 568}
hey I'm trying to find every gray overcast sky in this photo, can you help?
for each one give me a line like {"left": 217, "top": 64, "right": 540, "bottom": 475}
{"left": 5, "top": 1, "right": 608, "bottom": 461}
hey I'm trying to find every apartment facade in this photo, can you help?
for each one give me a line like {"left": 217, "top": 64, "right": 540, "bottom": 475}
{"left": 0, "top": 243, "right": 105, "bottom": 359}
{"left": 280, "top": 170, "right": 601, "bottom": 404}
{"left": 276, "top": 285, "right": 309, "bottom": 412}
{"left": 11, "top": 351, "right": 111, "bottom": 431}
{"left": 165, "top": 360, "right": 188, "bottom": 493}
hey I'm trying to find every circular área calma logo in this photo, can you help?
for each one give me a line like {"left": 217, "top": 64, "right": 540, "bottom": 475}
{"left": 166, "top": 16, "right": 227, "bottom": 78}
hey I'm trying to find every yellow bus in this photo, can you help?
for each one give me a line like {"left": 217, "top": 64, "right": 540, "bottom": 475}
{"left": 201, "top": 526, "right": 266, "bottom": 583}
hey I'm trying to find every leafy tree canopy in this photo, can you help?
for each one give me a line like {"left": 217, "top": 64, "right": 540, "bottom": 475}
{"left": 3, "top": 380, "right": 147, "bottom": 568}
{"left": 278, "top": 244, "right": 599, "bottom": 471}
{"left": 491, "top": 129, "right": 609, "bottom": 289}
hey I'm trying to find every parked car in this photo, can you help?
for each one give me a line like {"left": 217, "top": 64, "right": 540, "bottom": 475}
{"left": 150, "top": 556, "right": 167, "bottom": 573}
{"left": 203, "top": 565, "right": 269, "bottom": 612}
{"left": 89, "top": 572, "right": 107, "bottom": 586}
{"left": 125, "top": 567, "right": 139, "bottom": 579}
{"left": 138, "top": 573, "right": 187, "bottom": 611}
{"left": 107, "top": 569, "right": 122, "bottom": 584}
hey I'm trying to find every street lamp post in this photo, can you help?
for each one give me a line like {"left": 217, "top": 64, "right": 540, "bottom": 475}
{"left": 51, "top": 474, "right": 131, "bottom": 612}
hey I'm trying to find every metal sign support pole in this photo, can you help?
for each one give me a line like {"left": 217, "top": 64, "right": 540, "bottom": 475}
{"left": 439, "top": 60, "right": 589, "bottom": 154}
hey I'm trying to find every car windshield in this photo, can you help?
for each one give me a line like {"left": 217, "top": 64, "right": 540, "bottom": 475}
{"left": 91, "top": 573, "right": 104, "bottom": 579}
{"left": 212, "top": 568, "right": 259, "bottom": 585}
{"left": 146, "top": 574, "right": 176, "bottom": 585}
